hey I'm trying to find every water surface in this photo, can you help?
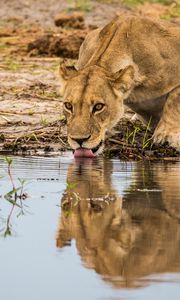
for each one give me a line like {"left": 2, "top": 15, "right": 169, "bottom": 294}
{"left": 0, "top": 154, "right": 180, "bottom": 300}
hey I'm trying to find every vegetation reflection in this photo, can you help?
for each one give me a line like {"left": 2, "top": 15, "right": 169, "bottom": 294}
{"left": 0, "top": 157, "right": 29, "bottom": 237}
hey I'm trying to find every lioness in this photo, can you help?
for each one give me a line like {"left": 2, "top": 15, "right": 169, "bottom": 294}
{"left": 59, "top": 16, "right": 180, "bottom": 157}
{"left": 57, "top": 159, "right": 180, "bottom": 287}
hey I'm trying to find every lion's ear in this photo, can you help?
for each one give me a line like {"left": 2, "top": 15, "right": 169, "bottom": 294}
{"left": 112, "top": 65, "right": 135, "bottom": 95}
{"left": 59, "top": 60, "right": 77, "bottom": 95}
{"left": 59, "top": 60, "right": 77, "bottom": 81}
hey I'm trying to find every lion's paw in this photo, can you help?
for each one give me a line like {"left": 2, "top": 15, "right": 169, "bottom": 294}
{"left": 167, "top": 133, "right": 180, "bottom": 151}
{"left": 153, "top": 126, "right": 180, "bottom": 151}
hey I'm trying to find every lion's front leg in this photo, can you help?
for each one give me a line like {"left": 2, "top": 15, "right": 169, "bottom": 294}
{"left": 153, "top": 87, "right": 180, "bottom": 151}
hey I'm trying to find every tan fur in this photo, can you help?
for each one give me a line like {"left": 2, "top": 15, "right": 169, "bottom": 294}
{"left": 56, "top": 159, "right": 180, "bottom": 288}
{"left": 59, "top": 16, "right": 180, "bottom": 151}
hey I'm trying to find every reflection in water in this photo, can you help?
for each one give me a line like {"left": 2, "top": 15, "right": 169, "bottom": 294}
{"left": 57, "top": 158, "right": 180, "bottom": 288}
{"left": 0, "top": 158, "right": 29, "bottom": 237}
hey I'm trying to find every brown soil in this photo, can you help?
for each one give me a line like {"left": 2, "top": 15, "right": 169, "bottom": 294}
{"left": 28, "top": 29, "right": 89, "bottom": 58}
{"left": 54, "top": 12, "right": 86, "bottom": 29}
{"left": 0, "top": 0, "right": 179, "bottom": 159}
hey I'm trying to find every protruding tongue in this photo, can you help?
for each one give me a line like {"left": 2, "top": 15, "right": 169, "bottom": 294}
{"left": 74, "top": 148, "right": 95, "bottom": 158}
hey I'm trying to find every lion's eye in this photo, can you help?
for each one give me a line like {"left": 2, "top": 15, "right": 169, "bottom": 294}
{"left": 93, "top": 103, "right": 105, "bottom": 113}
{"left": 64, "top": 102, "right": 73, "bottom": 111}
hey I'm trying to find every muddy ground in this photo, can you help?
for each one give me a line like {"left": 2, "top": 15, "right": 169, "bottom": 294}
{"left": 0, "top": 0, "right": 180, "bottom": 159}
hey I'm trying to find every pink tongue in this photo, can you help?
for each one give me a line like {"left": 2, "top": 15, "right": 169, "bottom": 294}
{"left": 74, "top": 148, "right": 95, "bottom": 158}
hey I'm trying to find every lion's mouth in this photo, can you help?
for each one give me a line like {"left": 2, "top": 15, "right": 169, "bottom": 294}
{"left": 73, "top": 141, "right": 103, "bottom": 158}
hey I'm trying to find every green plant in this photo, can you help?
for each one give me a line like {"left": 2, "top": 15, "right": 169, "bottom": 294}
{"left": 67, "top": 0, "right": 93, "bottom": 12}
{"left": 40, "top": 116, "right": 49, "bottom": 126}
{"left": 25, "top": 133, "right": 39, "bottom": 142}
{"left": 142, "top": 117, "right": 153, "bottom": 149}
{"left": 5, "top": 59, "right": 20, "bottom": 71}
{"left": 28, "top": 109, "right": 35, "bottom": 115}
{"left": 0, "top": 43, "right": 11, "bottom": 49}
{"left": 59, "top": 115, "right": 66, "bottom": 122}
{"left": 1, "top": 157, "right": 29, "bottom": 237}
{"left": 161, "top": 3, "right": 180, "bottom": 20}
{"left": 61, "top": 181, "right": 81, "bottom": 217}
{"left": 66, "top": 180, "right": 78, "bottom": 190}
{"left": 125, "top": 124, "right": 140, "bottom": 145}
{"left": 122, "top": 0, "right": 175, "bottom": 6}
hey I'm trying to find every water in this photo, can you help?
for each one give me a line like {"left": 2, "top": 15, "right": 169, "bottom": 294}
{"left": 0, "top": 154, "right": 180, "bottom": 300}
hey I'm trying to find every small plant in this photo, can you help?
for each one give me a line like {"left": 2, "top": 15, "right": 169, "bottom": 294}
{"left": 4, "top": 156, "right": 14, "bottom": 189}
{"left": 61, "top": 181, "right": 81, "bottom": 217}
{"left": 25, "top": 133, "right": 39, "bottom": 142}
{"left": 59, "top": 115, "right": 66, "bottom": 122}
{"left": 0, "top": 43, "right": 11, "bottom": 49}
{"left": 125, "top": 124, "right": 140, "bottom": 145}
{"left": 0, "top": 133, "right": 5, "bottom": 141}
{"left": 161, "top": 2, "right": 180, "bottom": 20}
{"left": 0, "top": 157, "right": 29, "bottom": 237}
{"left": 5, "top": 59, "right": 20, "bottom": 71}
{"left": 142, "top": 117, "right": 153, "bottom": 149}
{"left": 67, "top": 0, "right": 93, "bottom": 12}
{"left": 122, "top": 0, "right": 175, "bottom": 6}
{"left": 28, "top": 109, "right": 35, "bottom": 116}
{"left": 40, "top": 116, "right": 49, "bottom": 127}
{"left": 66, "top": 180, "right": 78, "bottom": 190}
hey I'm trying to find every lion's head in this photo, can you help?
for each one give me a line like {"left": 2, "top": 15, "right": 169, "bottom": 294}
{"left": 59, "top": 62, "right": 135, "bottom": 157}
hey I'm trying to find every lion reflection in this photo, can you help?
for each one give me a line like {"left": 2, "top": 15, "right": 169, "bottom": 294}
{"left": 56, "top": 159, "right": 180, "bottom": 288}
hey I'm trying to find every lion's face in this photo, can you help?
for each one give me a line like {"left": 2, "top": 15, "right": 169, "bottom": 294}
{"left": 59, "top": 63, "right": 134, "bottom": 157}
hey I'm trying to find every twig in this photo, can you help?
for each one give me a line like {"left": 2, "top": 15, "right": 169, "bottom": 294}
{"left": 108, "top": 138, "right": 136, "bottom": 150}
{"left": 0, "top": 115, "right": 11, "bottom": 122}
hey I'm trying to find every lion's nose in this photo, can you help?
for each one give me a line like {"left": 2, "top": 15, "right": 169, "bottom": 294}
{"left": 72, "top": 136, "right": 91, "bottom": 147}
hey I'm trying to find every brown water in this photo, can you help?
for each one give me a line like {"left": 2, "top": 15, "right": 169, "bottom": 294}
{"left": 0, "top": 154, "right": 180, "bottom": 300}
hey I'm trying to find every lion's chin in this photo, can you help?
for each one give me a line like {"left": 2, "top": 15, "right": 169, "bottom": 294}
{"left": 73, "top": 141, "right": 104, "bottom": 158}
